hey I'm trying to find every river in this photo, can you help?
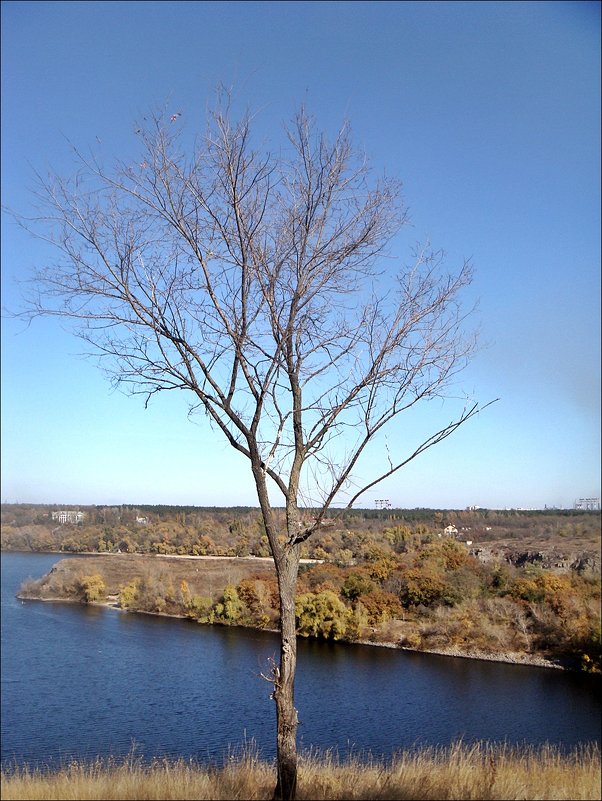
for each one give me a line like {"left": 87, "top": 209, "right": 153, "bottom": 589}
{"left": 1, "top": 552, "right": 600, "bottom": 769}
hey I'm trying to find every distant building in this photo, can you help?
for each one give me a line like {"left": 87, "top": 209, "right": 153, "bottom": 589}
{"left": 574, "top": 498, "right": 601, "bottom": 511}
{"left": 443, "top": 525, "right": 458, "bottom": 537}
{"left": 135, "top": 516, "right": 148, "bottom": 525}
{"left": 375, "top": 499, "right": 392, "bottom": 510}
{"left": 51, "top": 510, "right": 85, "bottom": 524}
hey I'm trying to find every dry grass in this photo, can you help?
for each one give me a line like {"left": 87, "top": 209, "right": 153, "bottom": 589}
{"left": 23, "top": 554, "right": 276, "bottom": 604}
{"left": 2, "top": 741, "right": 600, "bottom": 800}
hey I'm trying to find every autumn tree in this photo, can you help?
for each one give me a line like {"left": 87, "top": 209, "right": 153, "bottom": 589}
{"left": 13, "top": 92, "right": 491, "bottom": 799}
{"left": 79, "top": 574, "right": 106, "bottom": 603}
{"left": 295, "top": 590, "right": 350, "bottom": 639}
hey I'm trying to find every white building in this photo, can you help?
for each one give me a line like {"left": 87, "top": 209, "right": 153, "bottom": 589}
{"left": 574, "top": 498, "right": 600, "bottom": 511}
{"left": 375, "top": 499, "right": 392, "bottom": 510}
{"left": 51, "top": 510, "right": 85, "bottom": 524}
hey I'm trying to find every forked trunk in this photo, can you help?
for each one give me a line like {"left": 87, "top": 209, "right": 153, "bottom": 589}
{"left": 273, "top": 547, "right": 300, "bottom": 801}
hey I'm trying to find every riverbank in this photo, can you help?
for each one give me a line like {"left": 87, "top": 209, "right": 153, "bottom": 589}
{"left": 396, "top": 643, "right": 566, "bottom": 670}
{"left": 14, "top": 551, "right": 598, "bottom": 673}
{"left": 20, "top": 590, "right": 569, "bottom": 672}
{"left": 104, "top": 602, "right": 571, "bottom": 669}
{"left": 2, "top": 741, "right": 600, "bottom": 800}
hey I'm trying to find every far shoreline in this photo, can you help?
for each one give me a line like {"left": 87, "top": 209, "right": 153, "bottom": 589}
{"left": 2, "top": 548, "right": 323, "bottom": 564}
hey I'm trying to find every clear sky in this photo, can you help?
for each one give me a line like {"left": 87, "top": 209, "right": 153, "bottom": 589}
{"left": 1, "top": 0, "right": 600, "bottom": 510}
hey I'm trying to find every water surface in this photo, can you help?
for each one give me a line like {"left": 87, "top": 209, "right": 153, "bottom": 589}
{"left": 2, "top": 552, "right": 599, "bottom": 768}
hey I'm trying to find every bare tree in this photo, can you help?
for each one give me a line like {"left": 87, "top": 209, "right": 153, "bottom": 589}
{"left": 12, "top": 95, "right": 491, "bottom": 800}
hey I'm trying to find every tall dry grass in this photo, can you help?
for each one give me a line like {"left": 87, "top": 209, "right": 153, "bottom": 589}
{"left": 1, "top": 741, "right": 600, "bottom": 801}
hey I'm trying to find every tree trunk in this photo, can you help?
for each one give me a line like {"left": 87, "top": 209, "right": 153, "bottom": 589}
{"left": 273, "top": 546, "right": 300, "bottom": 801}
{"left": 249, "top": 461, "right": 300, "bottom": 799}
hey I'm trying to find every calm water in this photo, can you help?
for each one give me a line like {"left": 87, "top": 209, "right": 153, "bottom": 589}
{"left": 1, "top": 552, "right": 600, "bottom": 769}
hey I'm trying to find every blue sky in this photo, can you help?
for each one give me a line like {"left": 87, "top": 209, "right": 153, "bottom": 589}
{"left": 1, "top": 0, "right": 600, "bottom": 510}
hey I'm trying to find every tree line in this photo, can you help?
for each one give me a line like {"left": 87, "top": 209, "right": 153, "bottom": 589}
{"left": 2, "top": 504, "right": 599, "bottom": 563}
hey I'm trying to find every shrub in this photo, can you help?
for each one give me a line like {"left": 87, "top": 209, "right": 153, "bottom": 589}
{"left": 119, "top": 578, "right": 140, "bottom": 608}
{"left": 189, "top": 595, "right": 214, "bottom": 624}
{"left": 237, "top": 579, "right": 274, "bottom": 627}
{"left": 357, "top": 590, "right": 403, "bottom": 626}
{"left": 399, "top": 566, "right": 448, "bottom": 607}
{"left": 346, "top": 600, "right": 370, "bottom": 639}
{"left": 214, "top": 585, "right": 243, "bottom": 624}
{"left": 79, "top": 574, "right": 106, "bottom": 603}
{"left": 341, "top": 572, "right": 375, "bottom": 601}
{"left": 296, "top": 590, "right": 350, "bottom": 640}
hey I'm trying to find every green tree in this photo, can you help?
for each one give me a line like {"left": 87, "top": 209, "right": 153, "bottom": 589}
{"left": 383, "top": 524, "right": 414, "bottom": 552}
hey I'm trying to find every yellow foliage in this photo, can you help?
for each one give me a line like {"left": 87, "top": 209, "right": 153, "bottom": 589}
{"left": 296, "top": 591, "right": 350, "bottom": 639}
{"left": 118, "top": 578, "right": 141, "bottom": 609}
{"left": 79, "top": 574, "right": 106, "bottom": 603}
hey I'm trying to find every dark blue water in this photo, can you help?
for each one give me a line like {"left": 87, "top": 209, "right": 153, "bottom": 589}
{"left": 1, "top": 553, "right": 600, "bottom": 769}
